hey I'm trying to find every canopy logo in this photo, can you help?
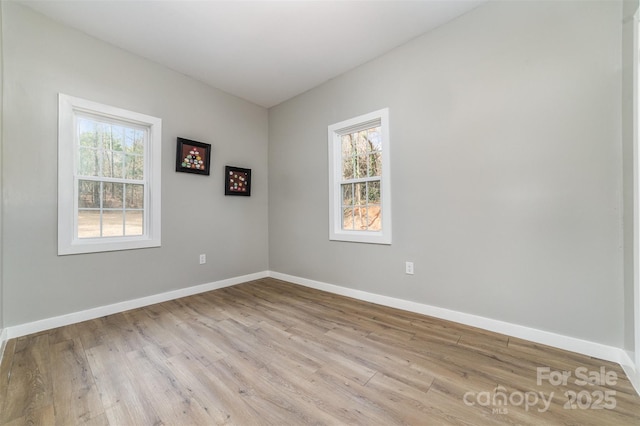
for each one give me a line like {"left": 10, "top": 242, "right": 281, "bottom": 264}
{"left": 462, "top": 366, "right": 618, "bottom": 415}
{"left": 463, "top": 386, "right": 552, "bottom": 414}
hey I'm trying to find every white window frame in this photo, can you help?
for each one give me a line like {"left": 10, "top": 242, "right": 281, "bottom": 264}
{"left": 328, "top": 108, "right": 391, "bottom": 244}
{"left": 58, "top": 93, "right": 162, "bottom": 255}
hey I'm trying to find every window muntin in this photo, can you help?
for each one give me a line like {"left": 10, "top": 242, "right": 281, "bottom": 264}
{"left": 328, "top": 108, "right": 391, "bottom": 244}
{"left": 58, "top": 94, "right": 161, "bottom": 255}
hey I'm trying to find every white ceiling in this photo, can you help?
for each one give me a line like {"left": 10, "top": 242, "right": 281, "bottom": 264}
{"left": 19, "top": 0, "right": 484, "bottom": 108}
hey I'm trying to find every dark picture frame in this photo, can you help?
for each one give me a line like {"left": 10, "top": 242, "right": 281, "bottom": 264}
{"left": 176, "top": 137, "right": 211, "bottom": 175}
{"left": 225, "top": 166, "right": 251, "bottom": 196}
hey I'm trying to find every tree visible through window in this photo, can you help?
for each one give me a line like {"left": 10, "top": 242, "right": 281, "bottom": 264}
{"left": 76, "top": 116, "right": 146, "bottom": 238}
{"left": 340, "top": 126, "right": 382, "bottom": 231}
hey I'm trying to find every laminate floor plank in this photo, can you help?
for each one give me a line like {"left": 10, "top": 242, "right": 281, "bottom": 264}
{"left": 288, "top": 329, "right": 379, "bottom": 386}
{"left": 1, "top": 334, "right": 52, "bottom": 424}
{"left": 85, "top": 341, "right": 163, "bottom": 425}
{"left": 251, "top": 322, "right": 324, "bottom": 377}
{"left": 145, "top": 303, "right": 226, "bottom": 367}
{"left": 49, "top": 338, "right": 104, "bottom": 426}
{"left": 216, "top": 285, "right": 330, "bottom": 332}
{"left": 0, "top": 339, "right": 17, "bottom": 404}
{"left": 206, "top": 356, "right": 314, "bottom": 425}
{"left": 2, "top": 403, "right": 55, "bottom": 426}
{"left": 121, "top": 308, "right": 172, "bottom": 348}
{"left": 98, "top": 313, "right": 148, "bottom": 355}
{"left": 162, "top": 350, "right": 246, "bottom": 424}
{"left": 176, "top": 320, "right": 229, "bottom": 365}
{"left": 125, "top": 345, "right": 217, "bottom": 425}
{"left": 2, "top": 278, "right": 640, "bottom": 425}
{"left": 71, "top": 319, "right": 108, "bottom": 352}
{"left": 306, "top": 366, "right": 411, "bottom": 425}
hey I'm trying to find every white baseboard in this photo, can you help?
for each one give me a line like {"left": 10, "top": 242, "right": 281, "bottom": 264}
{"left": 268, "top": 271, "right": 640, "bottom": 395}
{"left": 4, "top": 271, "right": 269, "bottom": 340}
{"left": 2, "top": 269, "right": 639, "bottom": 396}
{"left": 0, "top": 327, "right": 7, "bottom": 367}
{"left": 622, "top": 361, "right": 640, "bottom": 396}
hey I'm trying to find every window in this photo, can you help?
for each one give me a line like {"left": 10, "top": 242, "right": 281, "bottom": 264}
{"left": 58, "top": 94, "right": 161, "bottom": 255}
{"left": 328, "top": 108, "right": 391, "bottom": 244}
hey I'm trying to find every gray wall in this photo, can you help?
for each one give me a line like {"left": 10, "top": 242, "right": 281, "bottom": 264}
{"left": 2, "top": 2, "right": 269, "bottom": 326}
{"left": 623, "top": 0, "right": 639, "bottom": 356}
{"left": 269, "top": 1, "right": 625, "bottom": 347}
{"left": 0, "top": 2, "right": 4, "bottom": 334}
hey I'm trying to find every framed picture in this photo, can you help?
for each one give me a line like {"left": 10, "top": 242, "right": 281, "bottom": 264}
{"left": 176, "top": 137, "right": 211, "bottom": 175}
{"left": 225, "top": 166, "right": 251, "bottom": 196}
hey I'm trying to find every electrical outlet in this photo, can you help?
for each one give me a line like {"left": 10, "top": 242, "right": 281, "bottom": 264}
{"left": 199, "top": 254, "right": 206, "bottom": 264}
{"left": 405, "top": 261, "right": 414, "bottom": 275}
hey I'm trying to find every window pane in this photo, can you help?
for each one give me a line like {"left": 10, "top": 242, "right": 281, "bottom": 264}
{"left": 367, "top": 181, "right": 381, "bottom": 204}
{"left": 125, "top": 210, "right": 143, "bottom": 236}
{"left": 109, "top": 124, "right": 124, "bottom": 152}
{"left": 78, "top": 180, "right": 100, "bottom": 208}
{"left": 123, "top": 128, "right": 137, "bottom": 152}
{"left": 354, "top": 183, "right": 366, "bottom": 206}
{"left": 78, "top": 148, "right": 99, "bottom": 176}
{"left": 341, "top": 134, "right": 353, "bottom": 157}
{"left": 367, "top": 205, "right": 382, "bottom": 231}
{"left": 122, "top": 128, "right": 145, "bottom": 153}
{"left": 126, "top": 184, "right": 144, "bottom": 209}
{"left": 125, "top": 154, "right": 144, "bottom": 180}
{"left": 78, "top": 118, "right": 99, "bottom": 148}
{"left": 350, "top": 206, "right": 381, "bottom": 231}
{"left": 368, "top": 152, "right": 382, "bottom": 177}
{"left": 342, "top": 184, "right": 353, "bottom": 206}
{"left": 102, "top": 211, "right": 124, "bottom": 236}
{"left": 133, "top": 130, "right": 145, "bottom": 154}
{"left": 341, "top": 134, "right": 354, "bottom": 180}
{"left": 78, "top": 210, "right": 101, "bottom": 238}
{"left": 103, "top": 182, "right": 123, "bottom": 208}
{"left": 352, "top": 207, "right": 366, "bottom": 230}
{"left": 354, "top": 130, "right": 369, "bottom": 154}
{"left": 356, "top": 154, "right": 368, "bottom": 178}
{"left": 342, "top": 156, "right": 355, "bottom": 180}
{"left": 368, "top": 127, "right": 382, "bottom": 151}
{"left": 102, "top": 151, "right": 124, "bottom": 178}
{"left": 342, "top": 207, "right": 354, "bottom": 230}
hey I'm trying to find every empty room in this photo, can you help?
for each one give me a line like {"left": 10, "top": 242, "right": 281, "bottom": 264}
{"left": 2, "top": 0, "right": 640, "bottom": 424}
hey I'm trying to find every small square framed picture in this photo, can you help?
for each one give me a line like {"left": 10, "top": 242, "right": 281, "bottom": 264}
{"left": 225, "top": 166, "right": 251, "bottom": 196}
{"left": 176, "top": 137, "right": 211, "bottom": 175}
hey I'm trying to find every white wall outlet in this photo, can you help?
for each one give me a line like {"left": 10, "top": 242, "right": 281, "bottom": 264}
{"left": 405, "top": 261, "right": 414, "bottom": 275}
{"left": 199, "top": 254, "right": 206, "bottom": 264}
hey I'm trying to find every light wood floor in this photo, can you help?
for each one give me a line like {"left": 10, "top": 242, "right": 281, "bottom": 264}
{"left": 1, "top": 278, "right": 639, "bottom": 425}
